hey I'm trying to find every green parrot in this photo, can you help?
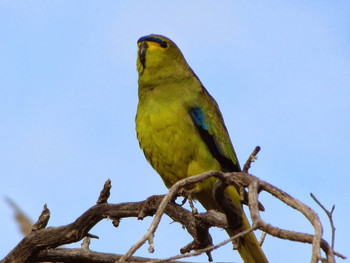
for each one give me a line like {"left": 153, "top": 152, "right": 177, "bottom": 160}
{"left": 135, "top": 34, "right": 268, "bottom": 263}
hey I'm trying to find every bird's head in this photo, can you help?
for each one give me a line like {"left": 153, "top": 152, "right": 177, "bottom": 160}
{"left": 137, "top": 34, "right": 194, "bottom": 82}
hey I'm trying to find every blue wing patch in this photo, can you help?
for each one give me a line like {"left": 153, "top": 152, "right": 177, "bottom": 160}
{"left": 189, "top": 107, "right": 239, "bottom": 172}
{"left": 190, "top": 107, "right": 210, "bottom": 130}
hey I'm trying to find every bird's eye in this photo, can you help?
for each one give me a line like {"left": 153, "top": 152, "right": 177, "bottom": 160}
{"left": 160, "top": 40, "right": 168, "bottom": 48}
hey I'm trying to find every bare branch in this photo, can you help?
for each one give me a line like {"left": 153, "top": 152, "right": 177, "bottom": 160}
{"left": 259, "top": 231, "right": 267, "bottom": 246}
{"left": 240, "top": 146, "right": 265, "bottom": 211}
{"left": 118, "top": 171, "right": 228, "bottom": 262}
{"left": 31, "top": 204, "right": 50, "bottom": 232}
{"left": 218, "top": 171, "right": 346, "bottom": 262}
{"left": 2, "top": 180, "right": 229, "bottom": 263}
{"left": 97, "top": 179, "right": 111, "bottom": 204}
{"left": 2, "top": 168, "right": 346, "bottom": 262}
{"left": 81, "top": 237, "right": 91, "bottom": 250}
{"left": 147, "top": 225, "right": 257, "bottom": 263}
{"left": 243, "top": 145, "right": 261, "bottom": 172}
{"left": 119, "top": 170, "right": 346, "bottom": 263}
{"left": 249, "top": 179, "right": 323, "bottom": 263}
{"left": 35, "top": 248, "right": 188, "bottom": 263}
{"left": 310, "top": 193, "right": 336, "bottom": 250}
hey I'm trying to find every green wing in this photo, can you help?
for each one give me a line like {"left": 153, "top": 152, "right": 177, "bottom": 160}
{"left": 189, "top": 86, "right": 241, "bottom": 172}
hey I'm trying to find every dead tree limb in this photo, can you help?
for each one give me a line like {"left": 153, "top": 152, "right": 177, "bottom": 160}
{"left": 34, "top": 248, "right": 188, "bottom": 263}
{"left": 2, "top": 155, "right": 346, "bottom": 262}
{"left": 120, "top": 171, "right": 346, "bottom": 262}
{"left": 310, "top": 193, "right": 336, "bottom": 251}
{"left": 1, "top": 181, "right": 228, "bottom": 263}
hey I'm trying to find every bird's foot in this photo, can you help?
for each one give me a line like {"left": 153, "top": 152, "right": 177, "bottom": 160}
{"left": 178, "top": 188, "right": 199, "bottom": 214}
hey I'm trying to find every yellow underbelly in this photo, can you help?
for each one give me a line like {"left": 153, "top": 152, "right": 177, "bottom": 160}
{"left": 136, "top": 100, "right": 221, "bottom": 189}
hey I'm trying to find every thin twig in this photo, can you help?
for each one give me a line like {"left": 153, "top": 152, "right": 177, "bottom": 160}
{"left": 118, "top": 171, "right": 222, "bottom": 262}
{"left": 81, "top": 237, "right": 91, "bottom": 250}
{"left": 259, "top": 231, "right": 267, "bottom": 246}
{"left": 243, "top": 146, "right": 261, "bottom": 172}
{"left": 32, "top": 204, "right": 50, "bottom": 232}
{"left": 97, "top": 179, "right": 111, "bottom": 204}
{"left": 147, "top": 225, "right": 257, "bottom": 263}
{"left": 248, "top": 177, "right": 324, "bottom": 263}
{"left": 35, "top": 248, "right": 185, "bottom": 263}
{"left": 310, "top": 193, "right": 336, "bottom": 250}
{"left": 120, "top": 170, "right": 344, "bottom": 263}
{"left": 3, "top": 171, "right": 347, "bottom": 263}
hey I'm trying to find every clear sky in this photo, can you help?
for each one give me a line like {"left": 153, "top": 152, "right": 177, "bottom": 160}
{"left": 1, "top": 1, "right": 349, "bottom": 262}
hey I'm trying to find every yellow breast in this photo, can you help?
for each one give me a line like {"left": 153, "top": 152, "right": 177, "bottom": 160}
{"left": 136, "top": 96, "right": 221, "bottom": 190}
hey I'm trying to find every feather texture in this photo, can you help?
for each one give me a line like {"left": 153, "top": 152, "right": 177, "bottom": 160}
{"left": 136, "top": 34, "right": 268, "bottom": 263}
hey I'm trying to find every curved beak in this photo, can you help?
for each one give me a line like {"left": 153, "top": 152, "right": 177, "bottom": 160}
{"left": 138, "top": 42, "right": 148, "bottom": 69}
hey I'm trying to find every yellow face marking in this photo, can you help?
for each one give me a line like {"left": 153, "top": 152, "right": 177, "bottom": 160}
{"left": 137, "top": 41, "right": 165, "bottom": 56}
{"left": 146, "top": 41, "right": 165, "bottom": 51}
{"left": 137, "top": 40, "right": 166, "bottom": 74}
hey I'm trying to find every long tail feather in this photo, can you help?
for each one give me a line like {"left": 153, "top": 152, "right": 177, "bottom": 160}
{"left": 196, "top": 185, "right": 268, "bottom": 263}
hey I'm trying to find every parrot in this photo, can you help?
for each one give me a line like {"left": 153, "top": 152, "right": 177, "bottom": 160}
{"left": 135, "top": 34, "right": 268, "bottom": 263}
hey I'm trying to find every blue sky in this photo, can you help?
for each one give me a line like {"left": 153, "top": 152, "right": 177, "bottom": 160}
{"left": 1, "top": 1, "right": 349, "bottom": 262}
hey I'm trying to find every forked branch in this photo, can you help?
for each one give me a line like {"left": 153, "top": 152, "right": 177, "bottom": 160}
{"left": 2, "top": 150, "right": 346, "bottom": 263}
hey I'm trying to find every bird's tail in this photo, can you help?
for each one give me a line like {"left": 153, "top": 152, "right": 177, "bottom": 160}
{"left": 196, "top": 185, "right": 268, "bottom": 263}
{"left": 227, "top": 211, "right": 268, "bottom": 263}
